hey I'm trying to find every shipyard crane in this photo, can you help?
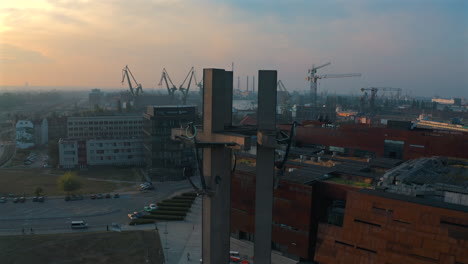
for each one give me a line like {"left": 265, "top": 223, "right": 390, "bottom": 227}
{"left": 306, "top": 62, "right": 361, "bottom": 107}
{"left": 179, "top": 67, "right": 195, "bottom": 105}
{"left": 277, "top": 80, "right": 293, "bottom": 121}
{"left": 193, "top": 70, "right": 203, "bottom": 96}
{"left": 121, "top": 65, "right": 143, "bottom": 96}
{"left": 158, "top": 68, "right": 178, "bottom": 102}
{"left": 378, "top": 87, "right": 403, "bottom": 100}
{"left": 360, "top": 87, "right": 378, "bottom": 112}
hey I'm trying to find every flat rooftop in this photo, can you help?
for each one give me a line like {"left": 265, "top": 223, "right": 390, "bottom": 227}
{"left": 360, "top": 188, "right": 468, "bottom": 213}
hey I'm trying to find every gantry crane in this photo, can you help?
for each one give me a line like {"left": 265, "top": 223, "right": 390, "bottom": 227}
{"left": 121, "top": 65, "right": 143, "bottom": 96}
{"left": 378, "top": 87, "right": 403, "bottom": 100}
{"left": 360, "top": 87, "right": 379, "bottom": 112}
{"left": 193, "top": 70, "right": 203, "bottom": 96}
{"left": 360, "top": 87, "right": 403, "bottom": 112}
{"left": 158, "top": 68, "right": 178, "bottom": 102}
{"left": 179, "top": 67, "right": 195, "bottom": 105}
{"left": 277, "top": 80, "right": 292, "bottom": 116}
{"left": 306, "top": 62, "right": 361, "bottom": 107}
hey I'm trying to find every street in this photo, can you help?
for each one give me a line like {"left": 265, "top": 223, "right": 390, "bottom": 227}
{"left": 0, "top": 180, "right": 193, "bottom": 235}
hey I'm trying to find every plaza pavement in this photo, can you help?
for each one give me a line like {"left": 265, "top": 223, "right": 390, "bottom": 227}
{"left": 159, "top": 196, "right": 297, "bottom": 264}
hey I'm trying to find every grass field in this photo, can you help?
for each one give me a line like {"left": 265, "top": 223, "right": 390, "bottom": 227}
{"left": 0, "top": 168, "right": 135, "bottom": 196}
{"left": 76, "top": 167, "right": 143, "bottom": 182}
{"left": 0, "top": 230, "right": 164, "bottom": 264}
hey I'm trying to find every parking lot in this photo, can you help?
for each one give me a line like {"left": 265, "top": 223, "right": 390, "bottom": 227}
{"left": 0, "top": 180, "right": 193, "bottom": 234}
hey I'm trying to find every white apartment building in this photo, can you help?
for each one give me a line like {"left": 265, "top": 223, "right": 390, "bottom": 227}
{"left": 59, "top": 138, "right": 143, "bottom": 168}
{"left": 67, "top": 115, "right": 143, "bottom": 139}
{"left": 87, "top": 138, "right": 143, "bottom": 166}
{"left": 59, "top": 139, "right": 79, "bottom": 168}
{"left": 16, "top": 120, "right": 35, "bottom": 149}
{"left": 59, "top": 115, "right": 144, "bottom": 168}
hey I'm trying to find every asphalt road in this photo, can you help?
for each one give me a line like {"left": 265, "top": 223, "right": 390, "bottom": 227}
{"left": 0, "top": 180, "right": 194, "bottom": 235}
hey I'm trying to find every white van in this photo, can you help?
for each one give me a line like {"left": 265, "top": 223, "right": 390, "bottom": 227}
{"left": 229, "top": 251, "right": 240, "bottom": 258}
{"left": 71, "top": 220, "right": 88, "bottom": 229}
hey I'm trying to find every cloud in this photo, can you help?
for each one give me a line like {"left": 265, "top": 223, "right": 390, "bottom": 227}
{"left": 0, "top": 0, "right": 466, "bottom": 97}
{"left": 0, "top": 43, "right": 52, "bottom": 64}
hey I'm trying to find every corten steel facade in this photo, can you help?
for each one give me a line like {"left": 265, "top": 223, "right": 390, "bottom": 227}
{"left": 230, "top": 163, "right": 361, "bottom": 261}
{"left": 279, "top": 123, "right": 468, "bottom": 160}
{"left": 143, "top": 105, "right": 196, "bottom": 181}
{"left": 314, "top": 189, "right": 468, "bottom": 264}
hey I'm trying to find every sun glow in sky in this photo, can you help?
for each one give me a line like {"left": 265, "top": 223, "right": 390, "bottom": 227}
{"left": 0, "top": 0, "right": 467, "bottom": 97}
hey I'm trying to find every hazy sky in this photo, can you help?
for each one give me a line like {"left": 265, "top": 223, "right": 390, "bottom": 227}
{"left": 1, "top": 0, "right": 467, "bottom": 97}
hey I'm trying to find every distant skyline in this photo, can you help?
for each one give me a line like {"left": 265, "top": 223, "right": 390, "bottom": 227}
{"left": 1, "top": 0, "right": 467, "bottom": 97}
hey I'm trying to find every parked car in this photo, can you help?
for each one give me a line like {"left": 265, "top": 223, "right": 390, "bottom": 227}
{"left": 140, "top": 185, "right": 155, "bottom": 191}
{"left": 65, "top": 196, "right": 71, "bottom": 201}
{"left": 0, "top": 197, "right": 6, "bottom": 203}
{"left": 90, "top": 194, "right": 97, "bottom": 200}
{"left": 127, "top": 213, "right": 138, "bottom": 220}
{"left": 140, "top": 182, "right": 152, "bottom": 187}
{"left": 144, "top": 203, "right": 158, "bottom": 212}
{"left": 38, "top": 196, "right": 44, "bottom": 202}
{"left": 13, "top": 198, "right": 19, "bottom": 203}
{"left": 97, "top": 193, "right": 103, "bottom": 199}
{"left": 32, "top": 197, "right": 38, "bottom": 202}
{"left": 134, "top": 211, "right": 145, "bottom": 218}
{"left": 113, "top": 193, "right": 120, "bottom": 198}
{"left": 105, "top": 193, "right": 111, "bottom": 199}
{"left": 19, "top": 197, "right": 25, "bottom": 203}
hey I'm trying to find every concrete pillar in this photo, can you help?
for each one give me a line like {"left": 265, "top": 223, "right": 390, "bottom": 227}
{"left": 224, "top": 71, "right": 233, "bottom": 127}
{"left": 254, "top": 70, "right": 277, "bottom": 264}
{"left": 202, "top": 68, "right": 232, "bottom": 264}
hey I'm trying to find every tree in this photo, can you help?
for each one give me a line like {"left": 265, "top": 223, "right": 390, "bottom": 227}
{"left": 34, "top": 187, "right": 44, "bottom": 197}
{"left": 57, "top": 172, "right": 82, "bottom": 194}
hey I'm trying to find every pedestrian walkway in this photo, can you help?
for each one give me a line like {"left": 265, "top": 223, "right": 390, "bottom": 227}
{"left": 158, "top": 195, "right": 297, "bottom": 264}
{"left": 157, "top": 196, "right": 202, "bottom": 264}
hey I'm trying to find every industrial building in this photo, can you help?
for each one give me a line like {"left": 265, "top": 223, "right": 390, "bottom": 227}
{"left": 143, "top": 105, "right": 196, "bottom": 181}
{"left": 230, "top": 152, "right": 388, "bottom": 261}
{"left": 279, "top": 121, "right": 468, "bottom": 160}
{"left": 315, "top": 190, "right": 468, "bottom": 263}
{"left": 229, "top": 154, "right": 468, "bottom": 263}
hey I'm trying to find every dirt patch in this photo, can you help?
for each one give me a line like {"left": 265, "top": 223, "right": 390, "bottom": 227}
{"left": 0, "top": 230, "right": 164, "bottom": 264}
{"left": 0, "top": 168, "right": 134, "bottom": 196}
{"left": 77, "top": 167, "right": 143, "bottom": 182}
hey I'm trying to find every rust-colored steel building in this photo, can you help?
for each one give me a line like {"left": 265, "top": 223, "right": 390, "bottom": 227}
{"left": 315, "top": 189, "right": 468, "bottom": 264}
{"left": 279, "top": 123, "right": 468, "bottom": 160}
{"left": 230, "top": 163, "right": 360, "bottom": 261}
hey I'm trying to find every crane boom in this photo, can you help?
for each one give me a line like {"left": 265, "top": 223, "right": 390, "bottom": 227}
{"left": 312, "top": 62, "right": 331, "bottom": 71}
{"left": 179, "top": 67, "right": 195, "bottom": 105}
{"left": 158, "top": 68, "right": 178, "bottom": 101}
{"left": 318, "top": 73, "right": 362, "bottom": 79}
{"left": 121, "top": 65, "right": 143, "bottom": 96}
{"left": 306, "top": 62, "right": 362, "bottom": 108}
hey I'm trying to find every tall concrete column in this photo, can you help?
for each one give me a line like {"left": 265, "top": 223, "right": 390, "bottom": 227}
{"left": 254, "top": 70, "right": 277, "bottom": 264}
{"left": 201, "top": 68, "right": 232, "bottom": 264}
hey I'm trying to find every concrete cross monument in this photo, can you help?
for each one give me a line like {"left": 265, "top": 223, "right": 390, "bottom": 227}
{"left": 172, "top": 68, "right": 278, "bottom": 264}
